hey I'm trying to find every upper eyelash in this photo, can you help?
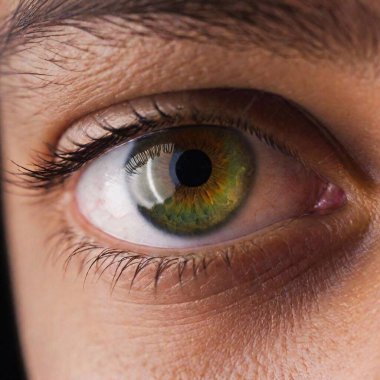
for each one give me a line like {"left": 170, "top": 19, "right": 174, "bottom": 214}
{"left": 11, "top": 112, "right": 173, "bottom": 191}
{"left": 11, "top": 99, "right": 301, "bottom": 192}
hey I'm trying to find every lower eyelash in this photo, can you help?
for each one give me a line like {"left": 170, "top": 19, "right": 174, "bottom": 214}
{"left": 40, "top": 192, "right": 370, "bottom": 302}
{"left": 46, "top": 204, "right": 309, "bottom": 294}
{"left": 55, "top": 226, "right": 233, "bottom": 292}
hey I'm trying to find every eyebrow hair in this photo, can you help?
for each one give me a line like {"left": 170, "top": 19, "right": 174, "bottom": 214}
{"left": 0, "top": 0, "right": 379, "bottom": 64}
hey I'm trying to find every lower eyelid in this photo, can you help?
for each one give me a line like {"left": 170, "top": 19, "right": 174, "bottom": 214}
{"left": 56, "top": 196, "right": 370, "bottom": 304}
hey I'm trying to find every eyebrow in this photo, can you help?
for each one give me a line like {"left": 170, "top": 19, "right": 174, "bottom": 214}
{"left": 1, "top": 0, "right": 379, "bottom": 64}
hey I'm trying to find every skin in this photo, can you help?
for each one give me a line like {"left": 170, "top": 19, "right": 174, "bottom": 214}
{"left": 1, "top": 1, "right": 380, "bottom": 379}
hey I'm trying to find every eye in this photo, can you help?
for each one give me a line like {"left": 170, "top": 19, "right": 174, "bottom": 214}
{"left": 72, "top": 90, "right": 346, "bottom": 252}
{"left": 76, "top": 124, "right": 326, "bottom": 249}
{"left": 19, "top": 89, "right": 356, "bottom": 296}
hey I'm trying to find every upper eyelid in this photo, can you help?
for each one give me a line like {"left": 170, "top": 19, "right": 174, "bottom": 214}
{"left": 11, "top": 88, "right": 370, "bottom": 198}
{"left": 11, "top": 90, "right": 308, "bottom": 191}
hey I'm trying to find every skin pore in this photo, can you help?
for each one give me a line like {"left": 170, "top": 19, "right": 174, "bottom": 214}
{"left": 1, "top": 0, "right": 380, "bottom": 379}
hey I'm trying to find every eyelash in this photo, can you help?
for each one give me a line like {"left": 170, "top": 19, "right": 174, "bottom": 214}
{"left": 53, "top": 214, "right": 302, "bottom": 292}
{"left": 13, "top": 98, "right": 301, "bottom": 192}
{"left": 59, "top": 226, "right": 234, "bottom": 291}
{"left": 12, "top": 96, "right": 328, "bottom": 291}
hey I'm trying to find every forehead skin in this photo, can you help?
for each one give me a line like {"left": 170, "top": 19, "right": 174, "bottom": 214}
{"left": 1, "top": 1, "right": 380, "bottom": 379}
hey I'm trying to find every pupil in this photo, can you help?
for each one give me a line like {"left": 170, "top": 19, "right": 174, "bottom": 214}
{"left": 175, "top": 149, "right": 212, "bottom": 187}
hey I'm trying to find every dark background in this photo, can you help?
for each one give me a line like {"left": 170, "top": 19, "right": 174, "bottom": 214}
{"left": 1, "top": 175, "right": 26, "bottom": 378}
{"left": 1, "top": 6, "right": 27, "bottom": 377}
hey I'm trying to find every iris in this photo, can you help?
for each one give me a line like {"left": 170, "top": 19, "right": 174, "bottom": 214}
{"left": 125, "top": 126, "right": 255, "bottom": 235}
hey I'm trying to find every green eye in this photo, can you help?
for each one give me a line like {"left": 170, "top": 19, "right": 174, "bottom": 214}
{"left": 76, "top": 92, "right": 337, "bottom": 251}
{"left": 125, "top": 126, "right": 255, "bottom": 235}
